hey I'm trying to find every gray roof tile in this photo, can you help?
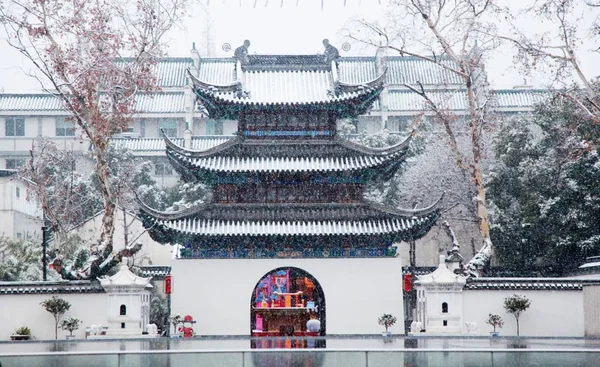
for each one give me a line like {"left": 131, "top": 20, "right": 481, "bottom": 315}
{"left": 465, "top": 277, "right": 595, "bottom": 291}
{"left": 112, "top": 136, "right": 231, "bottom": 152}
{"left": 0, "top": 280, "right": 105, "bottom": 294}
{"left": 116, "top": 58, "right": 193, "bottom": 87}
{"left": 0, "top": 92, "right": 188, "bottom": 113}
{"left": 386, "top": 57, "right": 462, "bottom": 85}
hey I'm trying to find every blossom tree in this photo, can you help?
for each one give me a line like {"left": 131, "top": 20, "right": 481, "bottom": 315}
{"left": 0, "top": 0, "right": 190, "bottom": 278}
{"left": 344, "top": 0, "right": 499, "bottom": 276}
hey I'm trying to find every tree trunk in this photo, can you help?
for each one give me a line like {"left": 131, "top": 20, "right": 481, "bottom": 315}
{"left": 516, "top": 317, "right": 520, "bottom": 336}
{"left": 463, "top": 81, "right": 493, "bottom": 277}
{"left": 94, "top": 146, "right": 116, "bottom": 258}
{"left": 54, "top": 316, "right": 58, "bottom": 340}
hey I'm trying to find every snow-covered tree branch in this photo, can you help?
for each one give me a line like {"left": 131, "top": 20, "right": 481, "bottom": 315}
{"left": 0, "top": 0, "right": 191, "bottom": 278}
{"left": 498, "top": 0, "right": 600, "bottom": 126}
{"left": 343, "top": 0, "right": 500, "bottom": 276}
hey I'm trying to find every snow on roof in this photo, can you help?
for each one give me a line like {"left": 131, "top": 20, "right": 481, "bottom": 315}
{"left": 416, "top": 255, "right": 467, "bottom": 287}
{"left": 112, "top": 136, "right": 232, "bottom": 152}
{"left": 0, "top": 280, "right": 105, "bottom": 294}
{"left": 465, "top": 277, "right": 598, "bottom": 290}
{"left": 99, "top": 260, "right": 152, "bottom": 290}
{"left": 579, "top": 261, "right": 600, "bottom": 269}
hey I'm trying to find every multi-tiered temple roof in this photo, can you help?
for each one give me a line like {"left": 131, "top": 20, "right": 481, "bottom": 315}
{"left": 163, "top": 133, "right": 411, "bottom": 182}
{"left": 139, "top": 46, "right": 442, "bottom": 258}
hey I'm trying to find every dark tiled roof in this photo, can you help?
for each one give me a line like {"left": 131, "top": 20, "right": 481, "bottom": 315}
{"left": 138, "top": 266, "right": 171, "bottom": 279}
{"left": 139, "top": 200, "right": 441, "bottom": 240}
{"left": 402, "top": 267, "right": 437, "bottom": 276}
{"left": 0, "top": 280, "right": 105, "bottom": 295}
{"left": 112, "top": 136, "right": 232, "bottom": 152}
{"left": 465, "top": 277, "right": 595, "bottom": 291}
{"left": 164, "top": 135, "right": 411, "bottom": 176}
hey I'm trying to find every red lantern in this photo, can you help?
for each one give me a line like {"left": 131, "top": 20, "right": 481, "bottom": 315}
{"left": 403, "top": 274, "right": 412, "bottom": 292}
{"left": 165, "top": 275, "right": 173, "bottom": 294}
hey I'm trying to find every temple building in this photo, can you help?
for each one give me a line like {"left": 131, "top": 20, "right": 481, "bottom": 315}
{"left": 138, "top": 51, "right": 442, "bottom": 336}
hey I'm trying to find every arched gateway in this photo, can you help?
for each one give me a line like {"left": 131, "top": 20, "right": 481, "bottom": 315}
{"left": 251, "top": 267, "right": 326, "bottom": 337}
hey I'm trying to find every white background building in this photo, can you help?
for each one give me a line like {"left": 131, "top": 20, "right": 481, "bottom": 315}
{"left": 0, "top": 170, "right": 42, "bottom": 241}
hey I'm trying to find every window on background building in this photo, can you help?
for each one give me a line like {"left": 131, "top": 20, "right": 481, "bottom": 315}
{"left": 55, "top": 117, "right": 75, "bottom": 136}
{"left": 16, "top": 233, "right": 22, "bottom": 240}
{"left": 140, "top": 120, "right": 146, "bottom": 137}
{"left": 442, "top": 302, "right": 448, "bottom": 313}
{"left": 118, "top": 127, "right": 134, "bottom": 134}
{"left": 206, "top": 119, "right": 223, "bottom": 135}
{"left": 385, "top": 116, "right": 412, "bottom": 132}
{"left": 159, "top": 120, "right": 178, "bottom": 137}
{"left": 15, "top": 187, "right": 20, "bottom": 198}
{"left": 6, "top": 158, "right": 25, "bottom": 170}
{"left": 154, "top": 162, "right": 173, "bottom": 176}
{"left": 5, "top": 117, "right": 25, "bottom": 136}
{"left": 120, "top": 304, "right": 127, "bottom": 316}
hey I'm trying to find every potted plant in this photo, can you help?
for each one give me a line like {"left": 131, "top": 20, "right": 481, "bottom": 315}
{"left": 504, "top": 294, "right": 531, "bottom": 337}
{"left": 40, "top": 296, "right": 71, "bottom": 340}
{"left": 485, "top": 314, "right": 504, "bottom": 337}
{"left": 10, "top": 326, "right": 32, "bottom": 341}
{"left": 61, "top": 316, "right": 82, "bottom": 340}
{"left": 378, "top": 313, "right": 397, "bottom": 337}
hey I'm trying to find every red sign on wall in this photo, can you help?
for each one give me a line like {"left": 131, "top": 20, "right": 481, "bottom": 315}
{"left": 165, "top": 275, "right": 173, "bottom": 294}
{"left": 403, "top": 274, "right": 412, "bottom": 292}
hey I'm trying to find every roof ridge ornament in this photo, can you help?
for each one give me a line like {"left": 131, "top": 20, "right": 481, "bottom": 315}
{"left": 234, "top": 40, "right": 251, "bottom": 64}
{"left": 322, "top": 39, "right": 340, "bottom": 64}
{"left": 334, "top": 67, "right": 388, "bottom": 95}
{"left": 187, "top": 69, "right": 246, "bottom": 96}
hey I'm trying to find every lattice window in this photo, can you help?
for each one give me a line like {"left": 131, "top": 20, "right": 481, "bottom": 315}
{"left": 5, "top": 118, "right": 25, "bottom": 136}
{"left": 55, "top": 117, "right": 76, "bottom": 136}
{"left": 154, "top": 162, "right": 173, "bottom": 176}
{"left": 6, "top": 158, "right": 25, "bottom": 170}
{"left": 159, "top": 120, "right": 178, "bottom": 137}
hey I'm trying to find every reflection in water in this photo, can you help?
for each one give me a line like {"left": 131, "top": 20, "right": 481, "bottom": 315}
{"left": 251, "top": 337, "right": 326, "bottom": 349}
{"left": 251, "top": 337, "right": 326, "bottom": 367}
{"left": 251, "top": 350, "right": 325, "bottom": 367}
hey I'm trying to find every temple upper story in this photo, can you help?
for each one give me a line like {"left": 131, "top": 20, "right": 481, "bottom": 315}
{"left": 189, "top": 50, "right": 387, "bottom": 137}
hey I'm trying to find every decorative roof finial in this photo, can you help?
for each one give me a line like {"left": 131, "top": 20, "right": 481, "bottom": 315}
{"left": 234, "top": 40, "right": 251, "bottom": 64}
{"left": 322, "top": 39, "right": 340, "bottom": 64}
{"left": 192, "top": 42, "right": 196, "bottom": 50}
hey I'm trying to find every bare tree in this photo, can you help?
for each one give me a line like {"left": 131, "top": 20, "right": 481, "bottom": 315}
{"left": 343, "top": 0, "right": 499, "bottom": 276}
{"left": 497, "top": 0, "right": 600, "bottom": 127}
{"left": 1, "top": 0, "right": 190, "bottom": 278}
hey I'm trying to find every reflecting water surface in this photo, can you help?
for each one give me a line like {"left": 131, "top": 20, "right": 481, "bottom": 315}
{"left": 1, "top": 337, "right": 600, "bottom": 367}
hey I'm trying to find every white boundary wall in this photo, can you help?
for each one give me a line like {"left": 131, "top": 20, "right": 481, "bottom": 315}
{"left": 0, "top": 293, "right": 108, "bottom": 340}
{"left": 171, "top": 257, "right": 405, "bottom": 336}
{"left": 462, "top": 289, "right": 584, "bottom": 337}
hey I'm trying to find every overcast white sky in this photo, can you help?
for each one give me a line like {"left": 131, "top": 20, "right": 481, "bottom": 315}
{"left": 1, "top": 0, "right": 598, "bottom": 93}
